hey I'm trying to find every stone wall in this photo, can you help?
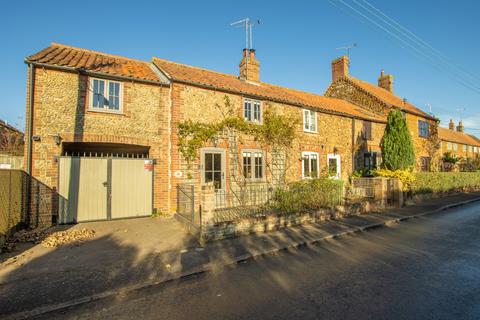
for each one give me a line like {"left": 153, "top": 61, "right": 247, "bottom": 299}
{"left": 26, "top": 68, "right": 171, "bottom": 215}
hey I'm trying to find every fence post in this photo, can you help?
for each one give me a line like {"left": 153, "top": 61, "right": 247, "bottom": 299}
{"left": 200, "top": 182, "right": 215, "bottom": 226}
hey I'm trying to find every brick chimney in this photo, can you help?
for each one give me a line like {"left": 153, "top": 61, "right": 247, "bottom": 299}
{"left": 239, "top": 49, "right": 260, "bottom": 82}
{"left": 456, "top": 120, "right": 464, "bottom": 133}
{"left": 378, "top": 70, "right": 394, "bottom": 93}
{"left": 332, "top": 56, "right": 349, "bottom": 82}
{"left": 449, "top": 119, "right": 455, "bottom": 130}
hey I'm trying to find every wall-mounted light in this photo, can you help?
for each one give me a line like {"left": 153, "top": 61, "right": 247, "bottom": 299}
{"left": 333, "top": 146, "right": 338, "bottom": 154}
{"left": 32, "top": 135, "right": 41, "bottom": 142}
{"left": 53, "top": 134, "right": 62, "bottom": 146}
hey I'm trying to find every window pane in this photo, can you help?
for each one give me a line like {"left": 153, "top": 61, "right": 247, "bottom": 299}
{"left": 303, "top": 155, "right": 310, "bottom": 177}
{"left": 311, "top": 156, "right": 318, "bottom": 178}
{"left": 108, "top": 82, "right": 120, "bottom": 110}
{"left": 92, "top": 79, "right": 105, "bottom": 108}
{"left": 328, "top": 158, "right": 337, "bottom": 176}
{"left": 213, "top": 172, "right": 222, "bottom": 190}
{"left": 310, "top": 111, "right": 316, "bottom": 131}
{"left": 205, "top": 171, "right": 213, "bottom": 183}
{"left": 244, "top": 100, "right": 251, "bottom": 121}
{"left": 213, "top": 153, "right": 222, "bottom": 171}
{"left": 253, "top": 102, "right": 261, "bottom": 122}
{"left": 205, "top": 153, "right": 213, "bottom": 171}
{"left": 243, "top": 152, "right": 251, "bottom": 178}
{"left": 254, "top": 152, "right": 263, "bottom": 178}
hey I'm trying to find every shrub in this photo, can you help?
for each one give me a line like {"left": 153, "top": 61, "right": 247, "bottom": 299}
{"left": 373, "top": 168, "right": 415, "bottom": 190}
{"left": 381, "top": 109, "right": 415, "bottom": 170}
{"left": 442, "top": 152, "right": 460, "bottom": 164}
{"left": 270, "top": 178, "right": 344, "bottom": 213}
{"left": 411, "top": 172, "right": 480, "bottom": 194}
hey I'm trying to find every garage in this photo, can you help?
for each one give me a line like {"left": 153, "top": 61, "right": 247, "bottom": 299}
{"left": 57, "top": 143, "right": 154, "bottom": 223}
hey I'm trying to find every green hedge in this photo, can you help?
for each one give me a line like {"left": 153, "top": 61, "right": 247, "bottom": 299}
{"left": 270, "top": 178, "right": 344, "bottom": 213}
{"left": 411, "top": 172, "right": 480, "bottom": 195}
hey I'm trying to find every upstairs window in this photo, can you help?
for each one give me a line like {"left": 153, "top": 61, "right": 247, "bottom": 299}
{"left": 89, "top": 78, "right": 123, "bottom": 112}
{"left": 418, "top": 120, "right": 430, "bottom": 138}
{"left": 362, "top": 121, "right": 373, "bottom": 140}
{"left": 453, "top": 143, "right": 458, "bottom": 151}
{"left": 463, "top": 144, "right": 467, "bottom": 152}
{"left": 447, "top": 142, "right": 452, "bottom": 151}
{"left": 244, "top": 98, "right": 262, "bottom": 123}
{"left": 302, "top": 152, "right": 319, "bottom": 179}
{"left": 242, "top": 150, "right": 264, "bottom": 180}
{"left": 303, "top": 109, "right": 317, "bottom": 133}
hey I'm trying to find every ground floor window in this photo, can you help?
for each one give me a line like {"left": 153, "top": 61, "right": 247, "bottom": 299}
{"left": 420, "top": 157, "right": 431, "bottom": 172}
{"left": 327, "top": 154, "right": 341, "bottom": 179}
{"left": 242, "top": 150, "right": 264, "bottom": 180}
{"left": 302, "top": 152, "right": 319, "bottom": 179}
{"left": 364, "top": 152, "right": 381, "bottom": 170}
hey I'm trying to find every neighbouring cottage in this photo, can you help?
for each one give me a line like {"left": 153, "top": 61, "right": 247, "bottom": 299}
{"left": 325, "top": 56, "right": 439, "bottom": 172}
{"left": 438, "top": 120, "right": 480, "bottom": 171}
{"left": 0, "top": 119, "right": 24, "bottom": 169}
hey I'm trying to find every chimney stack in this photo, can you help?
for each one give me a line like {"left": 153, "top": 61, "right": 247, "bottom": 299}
{"left": 456, "top": 120, "right": 464, "bottom": 133}
{"left": 239, "top": 48, "right": 260, "bottom": 83}
{"left": 449, "top": 119, "right": 455, "bottom": 130}
{"left": 378, "top": 69, "right": 394, "bottom": 93}
{"left": 332, "top": 56, "right": 349, "bottom": 82}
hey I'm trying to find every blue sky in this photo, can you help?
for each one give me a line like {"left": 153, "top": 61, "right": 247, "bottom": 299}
{"left": 1, "top": 0, "right": 479, "bottom": 134}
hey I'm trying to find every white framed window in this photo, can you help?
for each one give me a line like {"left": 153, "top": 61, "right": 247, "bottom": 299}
{"left": 327, "top": 154, "right": 341, "bottom": 179}
{"left": 302, "top": 152, "right": 319, "bottom": 179}
{"left": 242, "top": 150, "right": 264, "bottom": 180}
{"left": 453, "top": 143, "right": 458, "bottom": 151}
{"left": 89, "top": 77, "right": 123, "bottom": 113}
{"left": 243, "top": 98, "right": 262, "bottom": 123}
{"left": 303, "top": 109, "right": 317, "bottom": 133}
{"left": 463, "top": 144, "right": 467, "bottom": 152}
{"left": 474, "top": 146, "right": 478, "bottom": 153}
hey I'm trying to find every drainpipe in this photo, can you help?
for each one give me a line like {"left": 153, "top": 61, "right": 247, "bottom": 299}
{"left": 26, "top": 63, "right": 35, "bottom": 175}
{"left": 351, "top": 117, "right": 356, "bottom": 172}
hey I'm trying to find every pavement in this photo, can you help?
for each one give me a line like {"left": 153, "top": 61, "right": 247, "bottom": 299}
{"left": 1, "top": 192, "right": 480, "bottom": 319}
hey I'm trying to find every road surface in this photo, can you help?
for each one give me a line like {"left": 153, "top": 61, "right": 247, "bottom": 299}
{"left": 37, "top": 202, "right": 480, "bottom": 320}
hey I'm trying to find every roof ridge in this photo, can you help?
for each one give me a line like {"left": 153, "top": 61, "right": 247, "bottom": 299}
{"left": 49, "top": 42, "right": 151, "bottom": 64}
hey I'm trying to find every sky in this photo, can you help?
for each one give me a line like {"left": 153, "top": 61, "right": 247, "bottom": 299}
{"left": 0, "top": 0, "right": 479, "bottom": 135}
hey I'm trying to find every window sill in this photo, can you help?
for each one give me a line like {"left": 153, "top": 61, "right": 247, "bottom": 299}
{"left": 303, "top": 130, "right": 318, "bottom": 134}
{"left": 87, "top": 108, "right": 125, "bottom": 116}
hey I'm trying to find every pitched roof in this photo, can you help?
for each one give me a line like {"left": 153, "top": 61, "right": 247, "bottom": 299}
{"left": 152, "top": 58, "right": 385, "bottom": 122}
{"left": 26, "top": 43, "right": 165, "bottom": 83}
{"left": 0, "top": 119, "right": 23, "bottom": 135}
{"left": 334, "top": 76, "right": 436, "bottom": 120}
{"left": 438, "top": 127, "right": 480, "bottom": 146}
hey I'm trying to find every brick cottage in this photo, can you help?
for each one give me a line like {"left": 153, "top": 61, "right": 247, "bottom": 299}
{"left": 23, "top": 43, "right": 449, "bottom": 223}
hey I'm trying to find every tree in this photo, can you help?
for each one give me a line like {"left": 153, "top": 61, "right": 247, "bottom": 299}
{"left": 381, "top": 109, "right": 415, "bottom": 170}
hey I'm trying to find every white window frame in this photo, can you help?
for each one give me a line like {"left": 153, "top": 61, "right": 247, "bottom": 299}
{"left": 303, "top": 109, "right": 317, "bottom": 133}
{"left": 447, "top": 142, "right": 452, "bottom": 151}
{"left": 453, "top": 143, "right": 458, "bottom": 151}
{"left": 242, "top": 149, "right": 265, "bottom": 181}
{"left": 302, "top": 151, "right": 319, "bottom": 179}
{"left": 88, "top": 77, "right": 124, "bottom": 113}
{"left": 243, "top": 98, "right": 262, "bottom": 123}
{"left": 327, "top": 154, "right": 341, "bottom": 179}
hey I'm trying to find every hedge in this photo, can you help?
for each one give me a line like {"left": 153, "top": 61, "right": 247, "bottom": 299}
{"left": 411, "top": 172, "right": 480, "bottom": 195}
{"left": 270, "top": 177, "right": 344, "bottom": 213}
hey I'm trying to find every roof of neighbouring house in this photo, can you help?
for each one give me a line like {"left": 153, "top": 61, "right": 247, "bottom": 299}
{"left": 328, "top": 76, "right": 436, "bottom": 121}
{"left": 438, "top": 127, "right": 480, "bottom": 146}
{"left": 152, "top": 57, "right": 385, "bottom": 122}
{"left": 0, "top": 119, "right": 23, "bottom": 135}
{"left": 26, "top": 43, "right": 167, "bottom": 83}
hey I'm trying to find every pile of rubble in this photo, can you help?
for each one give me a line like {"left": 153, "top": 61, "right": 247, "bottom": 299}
{"left": 41, "top": 228, "right": 96, "bottom": 248}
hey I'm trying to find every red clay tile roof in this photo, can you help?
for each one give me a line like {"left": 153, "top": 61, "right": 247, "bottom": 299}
{"left": 340, "top": 77, "right": 436, "bottom": 120}
{"left": 26, "top": 43, "right": 163, "bottom": 83}
{"left": 438, "top": 127, "right": 480, "bottom": 146}
{"left": 152, "top": 58, "right": 385, "bottom": 122}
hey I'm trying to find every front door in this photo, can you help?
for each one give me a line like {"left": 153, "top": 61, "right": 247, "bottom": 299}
{"left": 327, "top": 154, "right": 341, "bottom": 179}
{"left": 201, "top": 148, "right": 226, "bottom": 206}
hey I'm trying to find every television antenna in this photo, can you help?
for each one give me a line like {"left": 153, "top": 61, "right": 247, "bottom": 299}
{"left": 456, "top": 107, "right": 465, "bottom": 121}
{"left": 230, "top": 18, "right": 261, "bottom": 50}
{"left": 336, "top": 43, "right": 357, "bottom": 59}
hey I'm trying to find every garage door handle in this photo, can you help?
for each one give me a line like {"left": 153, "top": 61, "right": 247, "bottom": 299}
{"left": 103, "top": 181, "right": 108, "bottom": 187}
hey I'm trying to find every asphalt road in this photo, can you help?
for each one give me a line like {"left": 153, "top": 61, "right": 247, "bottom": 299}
{"left": 37, "top": 202, "right": 480, "bottom": 320}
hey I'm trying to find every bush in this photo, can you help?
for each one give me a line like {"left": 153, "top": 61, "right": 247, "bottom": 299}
{"left": 411, "top": 172, "right": 480, "bottom": 194}
{"left": 373, "top": 168, "right": 415, "bottom": 190}
{"left": 270, "top": 178, "right": 344, "bottom": 213}
{"left": 381, "top": 109, "right": 415, "bottom": 170}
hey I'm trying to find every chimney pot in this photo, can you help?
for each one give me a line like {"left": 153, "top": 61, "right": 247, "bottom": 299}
{"left": 378, "top": 71, "right": 394, "bottom": 93}
{"left": 449, "top": 119, "right": 455, "bottom": 130}
{"left": 456, "top": 120, "right": 464, "bottom": 133}
{"left": 239, "top": 48, "right": 260, "bottom": 82}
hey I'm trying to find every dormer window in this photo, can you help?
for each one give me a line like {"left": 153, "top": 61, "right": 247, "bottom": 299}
{"left": 244, "top": 98, "right": 262, "bottom": 123}
{"left": 89, "top": 77, "right": 123, "bottom": 113}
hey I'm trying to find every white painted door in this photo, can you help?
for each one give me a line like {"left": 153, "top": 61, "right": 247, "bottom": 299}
{"left": 327, "top": 154, "right": 341, "bottom": 179}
